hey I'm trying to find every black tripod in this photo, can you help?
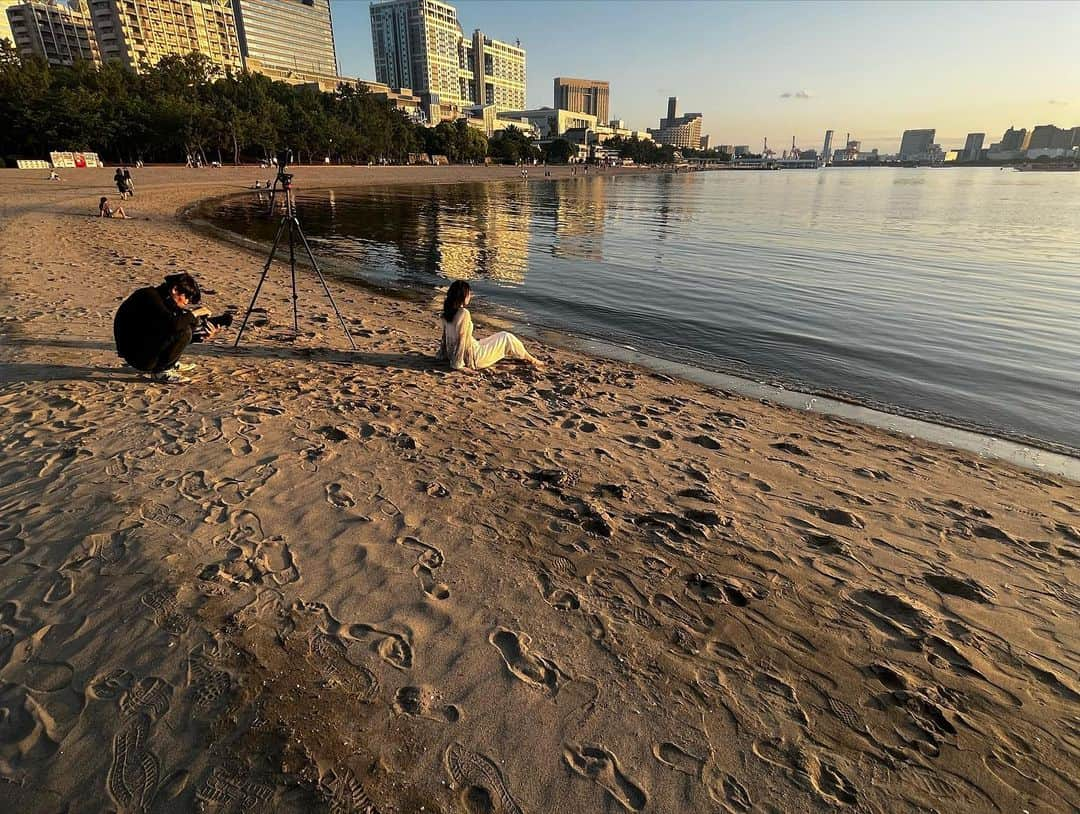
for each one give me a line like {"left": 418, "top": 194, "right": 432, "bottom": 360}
{"left": 234, "top": 166, "right": 356, "bottom": 350}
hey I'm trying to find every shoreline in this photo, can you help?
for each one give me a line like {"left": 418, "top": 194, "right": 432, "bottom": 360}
{"left": 191, "top": 179, "right": 1080, "bottom": 477}
{"left": 0, "top": 165, "right": 1077, "bottom": 813}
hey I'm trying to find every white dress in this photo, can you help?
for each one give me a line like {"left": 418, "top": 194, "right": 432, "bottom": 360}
{"left": 438, "top": 307, "right": 530, "bottom": 370}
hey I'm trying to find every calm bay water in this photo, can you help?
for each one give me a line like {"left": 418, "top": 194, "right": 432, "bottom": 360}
{"left": 209, "top": 168, "right": 1080, "bottom": 452}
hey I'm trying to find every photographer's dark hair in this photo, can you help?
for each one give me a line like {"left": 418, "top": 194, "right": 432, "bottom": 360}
{"left": 442, "top": 280, "right": 470, "bottom": 322}
{"left": 164, "top": 272, "right": 201, "bottom": 305}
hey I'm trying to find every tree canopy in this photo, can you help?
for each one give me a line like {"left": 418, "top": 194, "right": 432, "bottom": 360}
{"left": 605, "top": 135, "right": 678, "bottom": 165}
{"left": 488, "top": 126, "right": 540, "bottom": 165}
{"left": 0, "top": 48, "right": 430, "bottom": 166}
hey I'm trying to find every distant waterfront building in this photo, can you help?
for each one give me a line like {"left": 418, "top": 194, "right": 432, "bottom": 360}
{"left": 962, "top": 132, "right": 985, "bottom": 162}
{"left": 553, "top": 77, "right": 609, "bottom": 124}
{"left": 999, "top": 126, "right": 1029, "bottom": 151}
{"left": 464, "top": 29, "right": 525, "bottom": 109}
{"left": 88, "top": 0, "right": 243, "bottom": 73}
{"left": 370, "top": 0, "right": 462, "bottom": 104}
{"left": 7, "top": 0, "right": 100, "bottom": 66}
{"left": 733, "top": 145, "right": 750, "bottom": 157}
{"left": 821, "top": 129, "right": 833, "bottom": 164}
{"left": 648, "top": 96, "right": 705, "bottom": 149}
{"left": 986, "top": 126, "right": 1030, "bottom": 160}
{"left": 1025, "top": 124, "right": 1079, "bottom": 157}
{"left": 832, "top": 138, "right": 860, "bottom": 163}
{"left": 898, "top": 128, "right": 935, "bottom": 161}
{"left": 370, "top": 0, "right": 524, "bottom": 112}
{"left": 232, "top": 0, "right": 339, "bottom": 90}
{"left": 494, "top": 106, "right": 595, "bottom": 139}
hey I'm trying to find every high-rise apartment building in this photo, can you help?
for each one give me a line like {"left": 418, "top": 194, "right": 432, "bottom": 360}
{"left": 962, "top": 132, "right": 984, "bottom": 162}
{"left": 232, "top": 0, "right": 338, "bottom": 89}
{"left": 1027, "top": 124, "right": 1076, "bottom": 151}
{"left": 464, "top": 29, "right": 524, "bottom": 109}
{"left": 370, "top": 0, "right": 462, "bottom": 102}
{"left": 7, "top": 0, "right": 100, "bottom": 66}
{"left": 370, "top": 0, "right": 524, "bottom": 112}
{"left": 553, "top": 77, "right": 609, "bottom": 124}
{"left": 998, "top": 127, "right": 1029, "bottom": 152}
{"left": 898, "top": 128, "right": 935, "bottom": 160}
{"left": 648, "top": 96, "right": 704, "bottom": 149}
{"left": 88, "top": 0, "right": 243, "bottom": 73}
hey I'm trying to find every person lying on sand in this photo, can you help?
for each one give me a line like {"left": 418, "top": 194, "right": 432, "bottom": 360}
{"left": 437, "top": 280, "right": 543, "bottom": 372}
{"left": 99, "top": 197, "right": 129, "bottom": 219}
{"left": 48, "top": 170, "right": 61, "bottom": 181}
{"left": 113, "top": 272, "right": 226, "bottom": 383}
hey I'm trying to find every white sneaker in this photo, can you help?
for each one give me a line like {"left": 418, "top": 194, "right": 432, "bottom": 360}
{"left": 151, "top": 369, "right": 189, "bottom": 384}
{"left": 171, "top": 361, "right": 197, "bottom": 373}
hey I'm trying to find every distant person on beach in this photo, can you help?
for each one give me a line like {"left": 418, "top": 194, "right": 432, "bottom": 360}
{"left": 48, "top": 170, "right": 61, "bottom": 181}
{"left": 123, "top": 167, "right": 135, "bottom": 196}
{"left": 437, "top": 280, "right": 543, "bottom": 372}
{"left": 113, "top": 272, "right": 223, "bottom": 383}
{"left": 99, "top": 196, "right": 129, "bottom": 219}
{"left": 114, "top": 168, "right": 128, "bottom": 199}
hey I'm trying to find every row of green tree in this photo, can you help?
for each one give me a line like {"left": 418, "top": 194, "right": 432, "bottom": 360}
{"left": 0, "top": 45, "right": 706, "bottom": 168}
{"left": 0, "top": 46, "right": 435, "bottom": 165}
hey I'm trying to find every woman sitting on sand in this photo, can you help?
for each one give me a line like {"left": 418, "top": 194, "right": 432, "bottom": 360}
{"left": 437, "top": 280, "right": 542, "bottom": 372}
{"left": 99, "top": 196, "right": 129, "bottom": 219}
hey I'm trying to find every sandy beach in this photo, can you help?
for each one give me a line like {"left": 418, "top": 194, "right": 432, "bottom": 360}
{"left": 0, "top": 164, "right": 1077, "bottom": 813}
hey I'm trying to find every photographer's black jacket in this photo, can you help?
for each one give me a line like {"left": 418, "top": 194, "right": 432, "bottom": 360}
{"left": 113, "top": 283, "right": 196, "bottom": 369}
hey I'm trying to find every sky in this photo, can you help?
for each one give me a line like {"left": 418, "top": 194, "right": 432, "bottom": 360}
{"left": 332, "top": 0, "right": 1080, "bottom": 152}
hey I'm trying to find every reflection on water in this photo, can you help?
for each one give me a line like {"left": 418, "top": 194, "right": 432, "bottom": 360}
{"left": 210, "top": 169, "right": 1080, "bottom": 452}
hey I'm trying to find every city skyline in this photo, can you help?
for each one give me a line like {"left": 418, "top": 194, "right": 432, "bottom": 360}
{"left": 334, "top": 0, "right": 1080, "bottom": 152}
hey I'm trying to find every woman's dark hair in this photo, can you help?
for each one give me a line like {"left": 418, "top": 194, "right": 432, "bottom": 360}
{"left": 442, "top": 279, "right": 470, "bottom": 322}
{"left": 164, "top": 272, "right": 201, "bottom": 305}
{"left": 99, "top": 196, "right": 107, "bottom": 205}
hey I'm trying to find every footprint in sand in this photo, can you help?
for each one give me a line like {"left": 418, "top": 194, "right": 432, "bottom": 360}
{"left": 43, "top": 570, "right": 75, "bottom": 604}
{"left": 445, "top": 743, "right": 523, "bottom": 814}
{"left": 108, "top": 676, "right": 173, "bottom": 813}
{"left": 622, "top": 434, "right": 662, "bottom": 450}
{"left": 89, "top": 669, "right": 134, "bottom": 701}
{"left": 563, "top": 743, "right": 647, "bottom": 812}
{"left": 229, "top": 435, "right": 254, "bottom": 457}
{"left": 140, "top": 501, "right": 184, "bottom": 528}
{"left": 651, "top": 741, "right": 705, "bottom": 777}
{"left": 535, "top": 570, "right": 581, "bottom": 611}
{"left": 309, "top": 632, "right": 379, "bottom": 701}
{"left": 196, "top": 762, "right": 273, "bottom": 810}
{"left": 140, "top": 586, "right": 190, "bottom": 635}
{"left": 814, "top": 506, "right": 866, "bottom": 529}
{"left": 325, "top": 483, "right": 356, "bottom": 509}
{"left": 923, "top": 572, "right": 995, "bottom": 604}
{"left": 319, "top": 767, "right": 378, "bottom": 814}
{"left": 686, "top": 574, "right": 763, "bottom": 607}
{"left": 398, "top": 536, "right": 449, "bottom": 600}
{"left": 489, "top": 627, "right": 567, "bottom": 696}
{"left": 393, "top": 685, "right": 460, "bottom": 723}
{"left": 688, "top": 434, "right": 722, "bottom": 450}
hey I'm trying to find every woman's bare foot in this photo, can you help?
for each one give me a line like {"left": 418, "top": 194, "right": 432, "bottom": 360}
{"left": 525, "top": 354, "right": 545, "bottom": 368}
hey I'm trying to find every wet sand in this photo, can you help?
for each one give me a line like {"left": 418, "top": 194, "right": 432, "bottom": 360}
{"left": 0, "top": 165, "right": 1077, "bottom": 813}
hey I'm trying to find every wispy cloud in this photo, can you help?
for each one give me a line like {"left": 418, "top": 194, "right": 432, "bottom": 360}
{"left": 780, "top": 90, "right": 812, "bottom": 100}
{"left": 1047, "top": 98, "right": 1069, "bottom": 106}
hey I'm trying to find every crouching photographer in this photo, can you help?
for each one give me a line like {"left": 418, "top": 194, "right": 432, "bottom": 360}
{"left": 113, "top": 272, "right": 232, "bottom": 383}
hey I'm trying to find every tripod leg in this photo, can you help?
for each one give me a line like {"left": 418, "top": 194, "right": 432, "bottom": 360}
{"left": 233, "top": 215, "right": 289, "bottom": 348}
{"left": 288, "top": 217, "right": 300, "bottom": 336}
{"left": 294, "top": 223, "right": 358, "bottom": 351}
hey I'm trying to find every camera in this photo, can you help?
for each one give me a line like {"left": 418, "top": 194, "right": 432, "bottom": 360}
{"left": 275, "top": 148, "right": 294, "bottom": 189}
{"left": 190, "top": 307, "right": 234, "bottom": 341}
